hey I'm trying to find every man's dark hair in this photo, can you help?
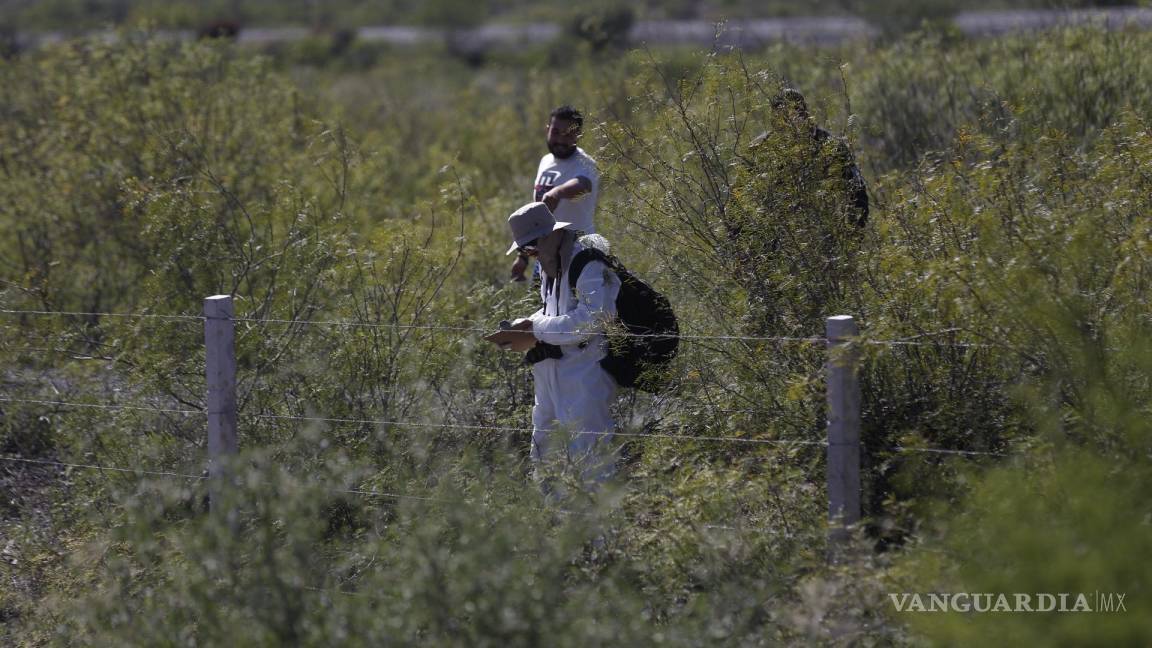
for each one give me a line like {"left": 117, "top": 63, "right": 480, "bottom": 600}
{"left": 770, "top": 88, "right": 809, "bottom": 119}
{"left": 550, "top": 105, "right": 584, "bottom": 132}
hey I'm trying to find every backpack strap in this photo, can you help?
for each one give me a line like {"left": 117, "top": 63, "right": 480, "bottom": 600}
{"left": 567, "top": 247, "right": 617, "bottom": 291}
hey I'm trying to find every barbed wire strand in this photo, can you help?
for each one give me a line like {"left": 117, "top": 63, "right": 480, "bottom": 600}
{"left": 0, "top": 454, "right": 207, "bottom": 480}
{"left": 302, "top": 585, "right": 387, "bottom": 602}
{"left": 2, "top": 307, "right": 814, "bottom": 343}
{"left": 2, "top": 346, "right": 117, "bottom": 360}
{"left": 0, "top": 453, "right": 798, "bottom": 538}
{"left": 864, "top": 339, "right": 994, "bottom": 350}
{"left": 0, "top": 454, "right": 586, "bottom": 518}
{"left": 0, "top": 454, "right": 455, "bottom": 504}
{"left": 0, "top": 396, "right": 1010, "bottom": 457}
{"left": 0, "top": 397, "right": 810, "bottom": 447}
{"left": 881, "top": 445, "right": 1005, "bottom": 457}
{"left": 251, "top": 413, "right": 828, "bottom": 447}
{"left": 231, "top": 315, "right": 827, "bottom": 344}
{"left": 0, "top": 451, "right": 983, "bottom": 549}
{"left": 0, "top": 308, "right": 202, "bottom": 323}
{"left": 3, "top": 307, "right": 1001, "bottom": 348}
{"left": 0, "top": 397, "right": 203, "bottom": 416}
{"left": 336, "top": 487, "right": 460, "bottom": 504}
{"left": 0, "top": 394, "right": 844, "bottom": 424}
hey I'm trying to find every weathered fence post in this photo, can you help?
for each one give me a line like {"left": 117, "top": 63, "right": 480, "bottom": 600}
{"left": 826, "top": 315, "right": 861, "bottom": 551}
{"left": 204, "top": 295, "right": 237, "bottom": 515}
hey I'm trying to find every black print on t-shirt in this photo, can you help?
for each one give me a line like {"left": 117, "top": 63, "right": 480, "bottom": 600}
{"left": 534, "top": 170, "right": 562, "bottom": 201}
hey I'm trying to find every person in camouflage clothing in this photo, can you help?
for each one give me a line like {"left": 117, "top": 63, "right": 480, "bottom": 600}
{"left": 751, "top": 88, "right": 869, "bottom": 227}
{"left": 726, "top": 88, "right": 870, "bottom": 335}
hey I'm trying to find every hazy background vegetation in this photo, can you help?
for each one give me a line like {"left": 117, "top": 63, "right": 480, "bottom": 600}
{"left": 1, "top": 2, "right": 1151, "bottom": 644}
{"left": 1, "top": 0, "right": 1148, "bottom": 30}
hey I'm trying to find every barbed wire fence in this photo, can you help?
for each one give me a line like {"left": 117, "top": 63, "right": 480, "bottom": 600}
{"left": 1, "top": 296, "right": 1009, "bottom": 549}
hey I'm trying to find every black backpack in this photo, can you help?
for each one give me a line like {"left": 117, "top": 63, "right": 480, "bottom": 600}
{"left": 568, "top": 248, "right": 679, "bottom": 392}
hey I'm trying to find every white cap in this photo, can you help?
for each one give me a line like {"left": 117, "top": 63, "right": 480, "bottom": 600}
{"left": 505, "top": 202, "right": 571, "bottom": 255}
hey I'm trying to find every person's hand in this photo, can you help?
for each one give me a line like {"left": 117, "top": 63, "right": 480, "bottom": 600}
{"left": 505, "top": 329, "right": 537, "bottom": 352}
{"left": 504, "top": 319, "right": 536, "bottom": 352}
{"left": 542, "top": 189, "right": 560, "bottom": 213}
{"left": 510, "top": 254, "right": 528, "bottom": 282}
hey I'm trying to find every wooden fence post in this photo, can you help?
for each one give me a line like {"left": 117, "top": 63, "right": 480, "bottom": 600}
{"left": 204, "top": 295, "right": 237, "bottom": 515}
{"left": 826, "top": 315, "right": 861, "bottom": 550}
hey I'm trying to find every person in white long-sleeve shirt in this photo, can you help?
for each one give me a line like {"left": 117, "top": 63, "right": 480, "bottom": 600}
{"left": 511, "top": 105, "right": 600, "bottom": 282}
{"left": 501, "top": 202, "right": 620, "bottom": 485}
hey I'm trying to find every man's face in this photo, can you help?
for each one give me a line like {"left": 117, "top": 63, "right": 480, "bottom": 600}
{"left": 535, "top": 228, "right": 568, "bottom": 276}
{"left": 546, "top": 117, "right": 580, "bottom": 159}
{"left": 772, "top": 99, "right": 811, "bottom": 132}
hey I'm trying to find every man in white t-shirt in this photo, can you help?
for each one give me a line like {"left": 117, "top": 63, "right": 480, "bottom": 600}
{"left": 511, "top": 105, "right": 600, "bottom": 281}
